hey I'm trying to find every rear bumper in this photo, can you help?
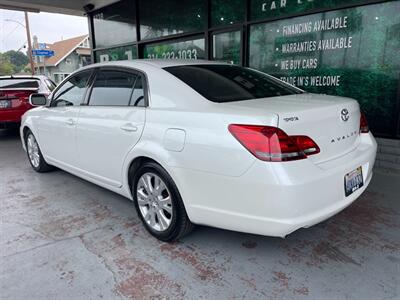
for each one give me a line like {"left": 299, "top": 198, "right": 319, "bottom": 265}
{"left": 0, "top": 120, "right": 20, "bottom": 129}
{"left": 176, "top": 133, "right": 377, "bottom": 237}
{"left": 0, "top": 109, "right": 26, "bottom": 125}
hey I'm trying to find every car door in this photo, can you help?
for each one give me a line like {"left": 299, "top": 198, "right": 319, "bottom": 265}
{"left": 75, "top": 67, "right": 146, "bottom": 187}
{"left": 37, "top": 70, "right": 93, "bottom": 168}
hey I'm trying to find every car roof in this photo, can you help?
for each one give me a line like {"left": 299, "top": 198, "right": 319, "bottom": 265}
{"left": 135, "top": 59, "right": 228, "bottom": 68}
{"left": 83, "top": 59, "right": 229, "bottom": 70}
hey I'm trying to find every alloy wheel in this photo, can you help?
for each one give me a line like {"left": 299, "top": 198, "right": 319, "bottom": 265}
{"left": 27, "top": 134, "right": 40, "bottom": 168}
{"left": 136, "top": 172, "right": 173, "bottom": 232}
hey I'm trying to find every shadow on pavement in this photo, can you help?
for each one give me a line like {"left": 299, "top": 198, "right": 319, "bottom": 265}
{"left": 0, "top": 128, "right": 20, "bottom": 140}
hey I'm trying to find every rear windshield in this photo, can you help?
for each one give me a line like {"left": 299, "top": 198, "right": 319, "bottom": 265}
{"left": 44, "top": 79, "right": 57, "bottom": 91}
{"left": 164, "top": 64, "right": 304, "bottom": 103}
{"left": 0, "top": 78, "right": 39, "bottom": 89}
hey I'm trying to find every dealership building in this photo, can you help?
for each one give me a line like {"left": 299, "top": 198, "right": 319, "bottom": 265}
{"left": 2, "top": 0, "right": 400, "bottom": 169}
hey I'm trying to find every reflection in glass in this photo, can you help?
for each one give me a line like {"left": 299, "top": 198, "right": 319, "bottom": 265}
{"left": 52, "top": 71, "right": 92, "bottom": 107}
{"left": 165, "top": 64, "right": 304, "bottom": 103}
{"left": 130, "top": 75, "right": 145, "bottom": 107}
{"left": 93, "top": 0, "right": 136, "bottom": 48}
{"left": 89, "top": 71, "right": 137, "bottom": 106}
{"left": 139, "top": 0, "right": 206, "bottom": 40}
{"left": 213, "top": 30, "right": 241, "bottom": 64}
{"left": 211, "top": 0, "right": 244, "bottom": 27}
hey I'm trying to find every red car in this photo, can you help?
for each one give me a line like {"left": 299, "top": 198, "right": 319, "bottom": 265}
{"left": 0, "top": 75, "right": 56, "bottom": 129}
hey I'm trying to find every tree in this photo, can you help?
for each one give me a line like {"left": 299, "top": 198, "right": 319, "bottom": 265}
{"left": 0, "top": 58, "right": 15, "bottom": 75}
{"left": 0, "top": 53, "right": 16, "bottom": 75}
{"left": 2, "top": 50, "right": 29, "bottom": 73}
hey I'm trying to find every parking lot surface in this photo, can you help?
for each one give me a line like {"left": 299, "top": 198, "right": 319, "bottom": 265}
{"left": 1, "top": 129, "right": 399, "bottom": 300}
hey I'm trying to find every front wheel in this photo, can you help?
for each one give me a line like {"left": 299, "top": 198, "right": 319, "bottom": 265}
{"left": 132, "top": 161, "right": 193, "bottom": 241}
{"left": 25, "top": 130, "right": 54, "bottom": 173}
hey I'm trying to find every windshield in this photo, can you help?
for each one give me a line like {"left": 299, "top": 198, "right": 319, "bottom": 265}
{"left": 164, "top": 64, "right": 304, "bottom": 103}
{"left": 0, "top": 78, "right": 39, "bottom": 89}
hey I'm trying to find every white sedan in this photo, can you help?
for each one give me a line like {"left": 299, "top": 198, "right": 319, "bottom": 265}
{"left": 21, "top": 60, "right": 377, "bottom": 241}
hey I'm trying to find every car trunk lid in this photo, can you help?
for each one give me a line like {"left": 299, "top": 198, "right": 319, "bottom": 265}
{"left": 0, "top": 78, "right": 40, "bottom": 110}
{"left": 224, "top": 93, "right": 361, "bottom": 164}
{"left": 0, "top": 89, "right": 37, "bottom": 110}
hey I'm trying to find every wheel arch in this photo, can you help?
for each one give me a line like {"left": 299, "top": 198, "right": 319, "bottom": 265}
{"left": 21, "top": 125, "right": 33, "bottom": 151}
{"left": 124, "top": 153, "right": 194, "bottom": 229}
{"left": 127, "top": 156, "right": 161, "bottom": 191}
{"left": 22, "top": 125, "right": 31, "bottom": 139}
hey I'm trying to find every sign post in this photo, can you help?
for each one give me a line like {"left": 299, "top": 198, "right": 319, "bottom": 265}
{"left": 31, "top": 49, "right": 55, "bottom": 76}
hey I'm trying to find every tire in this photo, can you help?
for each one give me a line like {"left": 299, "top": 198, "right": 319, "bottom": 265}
{"left": 24, "top": 130, "right": 54, "bottom": 173}
{"left": 131, "top": 161, "right": 193, "bottom": 242}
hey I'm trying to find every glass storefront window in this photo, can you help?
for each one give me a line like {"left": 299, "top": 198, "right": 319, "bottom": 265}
{"left": 212, "top": 30, "right": 241, "bottom": 64}
{"left": 139, "top": 0, "right": 206, "bottom": 40}
{"left": 250, "top": 0, "right": 383, "bottom": 21}
{"left": 93, "top": 0, "right": 137, "bottom": 48}
{"left": 211, "top": 0, "right": 244, "bottom": 27}
{"left": 95, "top": 45, "right": 138, "bottom": 62}
{"left": 143, "top": 38, "right": 205, "bottom": 60}
{"left": 249, "top": 1, "right": 400, "bottom": 136}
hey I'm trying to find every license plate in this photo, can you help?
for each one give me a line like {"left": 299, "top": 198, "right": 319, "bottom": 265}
{"left": 0, "top": 100, "right": 11, "bottom": 109}
{"left": 344, "top": 167, "right": 364, "bottom": 197}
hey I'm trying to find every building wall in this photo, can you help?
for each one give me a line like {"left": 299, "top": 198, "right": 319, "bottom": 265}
{"left": 44, "top": 52, "right": 86, "bottom": 83}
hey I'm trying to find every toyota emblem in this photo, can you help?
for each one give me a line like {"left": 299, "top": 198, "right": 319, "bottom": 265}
{"left": 341, "top": 108, "right": 349, "bottom": 122}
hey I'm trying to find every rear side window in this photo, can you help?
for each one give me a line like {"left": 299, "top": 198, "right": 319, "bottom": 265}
{"left": 89, "top": 70, "right": 137, "bottom": 106}
{"left": 164, "top": 65, "right": 304, "bottom": 103}
{"left": 0, "top": 79, "right": 39, "bottom": 89}
{"left": 130, "top": 74, "right": 145, "bottom": 107}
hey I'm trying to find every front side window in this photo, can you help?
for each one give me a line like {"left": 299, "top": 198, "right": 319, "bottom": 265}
{"left": 89, "top": 70, "right": 137, "bottom": 106}
{"left": 164, "top": 64, "right": 304, "bottom": 103}
{"left": 52, "top": 71, "right": 92, "bottom": 107}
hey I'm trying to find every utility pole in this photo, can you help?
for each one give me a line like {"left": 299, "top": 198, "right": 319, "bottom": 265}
{"left": 24, "top": 12, "right": 35, "bottom": 75}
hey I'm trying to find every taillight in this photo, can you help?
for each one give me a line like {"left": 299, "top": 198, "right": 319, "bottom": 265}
{"left": 228, "top": 124, "right": 320, "bottom": 162}
{"left": 360, "top": 111, "right": 369, "bottom": 133}
{"left": 291, "top": 135, "right": 320, "bottom": 155}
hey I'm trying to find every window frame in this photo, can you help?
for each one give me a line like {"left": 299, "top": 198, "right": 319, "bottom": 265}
{"left": 84, "top": 66, "right": 150, "bottom": 108}
{"left": 49, "top": 69, "right": 95, "bottom": 108}
{"left": 210, "top": 26, "right": 243, "bottom": 65}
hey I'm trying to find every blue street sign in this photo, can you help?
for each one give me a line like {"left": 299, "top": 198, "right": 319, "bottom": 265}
{"left": 32, "top": 49, "right": 55, "bottom": 57}
{"left": 38, "top": 43, "right": 47, "bottom": 50}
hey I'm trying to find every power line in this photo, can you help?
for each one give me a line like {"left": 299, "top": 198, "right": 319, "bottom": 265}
{"left": 3, "top": 23, "right": 21, "bottom": 40}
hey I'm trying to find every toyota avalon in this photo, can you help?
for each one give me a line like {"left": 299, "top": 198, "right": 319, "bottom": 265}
{"left": 20, "top": 60, "right": 377, "bottom": 241}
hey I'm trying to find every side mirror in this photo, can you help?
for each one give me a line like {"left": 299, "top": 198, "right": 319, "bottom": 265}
{"left": 29, "top": 93, "right": 47, "bottom": 106}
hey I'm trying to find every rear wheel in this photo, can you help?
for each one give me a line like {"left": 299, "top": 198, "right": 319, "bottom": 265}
{"left": 25, "top": 130, "right": 54, "bottom": 173}
{"left": 132, "top": 161, "right": 193, "bottom": 241}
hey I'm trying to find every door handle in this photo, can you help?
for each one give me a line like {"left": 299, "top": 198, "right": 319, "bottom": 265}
{"left": 120, "top": 123, "right": 138, "bottom": 132}
{"left": 66, "top": 118, "right": 75, "bottom": 126}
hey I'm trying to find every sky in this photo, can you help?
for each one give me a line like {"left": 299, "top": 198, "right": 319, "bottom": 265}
{"left": 0, "top": 9, "right": 88, "bottom": 53}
